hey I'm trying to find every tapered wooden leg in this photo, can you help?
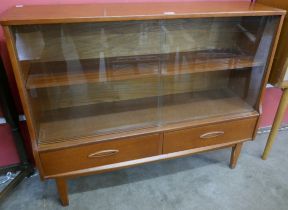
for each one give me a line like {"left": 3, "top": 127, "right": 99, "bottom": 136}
{"left": 230, "top": 143, "right": 243, "bottom": 169}
{"left": 56, "top": 178, "right": 69, "bottom": 206}
{"left": 262, "top": 88, "right": 288, "bottom": 160}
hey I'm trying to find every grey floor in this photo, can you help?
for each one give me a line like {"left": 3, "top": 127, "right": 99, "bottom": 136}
{"left": 1, "top": 131, "right": 288, "bottom": 210}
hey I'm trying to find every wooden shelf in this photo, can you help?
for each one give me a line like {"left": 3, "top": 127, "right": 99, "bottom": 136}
{"left": 38, "top": 88, "right": 255, "bottom": 147}
{"left": 163, "top": 51, "right": 262, "bottom": 75}
{"left": 26, "top": 56, "right": 159, "bottom": 89}
{"left": 33, "top": 70, "right": 231, "bottom": 110}
{"left": 0, "top": 2, "right": 284, "bottom": 26}
{"left": 26, "top": 51, "right": 262, "bottom": 89}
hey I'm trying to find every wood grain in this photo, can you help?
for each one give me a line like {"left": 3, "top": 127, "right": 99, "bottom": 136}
{"left": 37, "top": 89, "right": 255, "bottom": 146}
{"left": 25, "top": 53, "right": 262, "bottom": 89}
{"left": 254, "top": 15, "right": 285, "bottom": 110}
{"left": 163, "top": 117, "right": 256, "bottom": 153}
{"left": 262, "top": 88, "right": 288, "bottom": 159}
{"left": 40, "top": 134, "right": 161, "bottom": 175}
{"left": 258, "top": 0, "right": 288, "bottom": 87}
{"left": 45, "top": 138, "right": 248, "bottom": 179}
{"left": 39, "top": 111, "right": 259, "bottom": 151}
{"left": 229, "top": 142, "right": 244, "bottom": 169}
{"left": 0, "top": 2, "right": 285, "bottom": 25}
{"left": 31, "top": 71, "right": 229, "bottom": 111}
{"left": 55, "top": 178, "right": 69, "bottom": 206}
{"left": 13, "top": 19, "right": 242, "bottom": 62}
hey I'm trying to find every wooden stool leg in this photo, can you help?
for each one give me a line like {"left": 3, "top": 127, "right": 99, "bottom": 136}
{"left": 262, "top": 88, "right": 288, "bottom": 160}
{"left": 230, "top": 143, "right": 243, "bottom": 169}
{"left": 56, "top": 178, "right": 69, "bottom": 206}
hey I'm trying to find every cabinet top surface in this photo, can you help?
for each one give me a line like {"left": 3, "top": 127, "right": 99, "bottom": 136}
{"left": 0, "top": 1, "right": 285, "bottom": 25}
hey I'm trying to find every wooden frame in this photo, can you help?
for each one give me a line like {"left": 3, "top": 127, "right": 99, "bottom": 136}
{"left": 0, "top": 2, "right": 285, "bottom": 206}
{"left": 257, "top": 0, "right": 288, "bottom": 88}
{"left": 257, "top": 1, "right": 288, "bottom": 159}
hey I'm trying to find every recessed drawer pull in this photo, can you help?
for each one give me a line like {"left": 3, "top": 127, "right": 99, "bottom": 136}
{"left": 200, "top": 131, "right": 225, "bottom": 139}
{"left": 88, "top": 150, "right": 119, "bottom": 158}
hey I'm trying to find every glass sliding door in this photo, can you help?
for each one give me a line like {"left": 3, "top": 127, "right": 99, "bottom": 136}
{"left": 159, "top": 16, "right": 279, "bottom": 124}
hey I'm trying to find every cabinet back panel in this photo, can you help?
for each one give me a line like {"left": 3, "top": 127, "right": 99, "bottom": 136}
{"left": 13, "top": 18, "right": 245, "bottom": 62}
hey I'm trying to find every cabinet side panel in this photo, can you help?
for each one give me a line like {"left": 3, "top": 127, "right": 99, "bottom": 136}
{"left": 3, "top": 26, "right": 44, "bottom": 177}
{"left": 257, "top": 0, "right": 288, "bottom": 87}
{"left": 255, "top": 15, "right": 285, "bottom": 108}
{"left": 270, "top": 16, "right": 288, "bottom": 87}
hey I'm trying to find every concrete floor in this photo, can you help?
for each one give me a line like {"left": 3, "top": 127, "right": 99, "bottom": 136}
{"left": 1, "top": 131, "right": 288, "bottom": 210}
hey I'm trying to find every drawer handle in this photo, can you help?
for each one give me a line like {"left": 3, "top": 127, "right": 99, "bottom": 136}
{"left": 88, "top": 150, "right": 119, "bottom": 158}
{"left": 200, "top": 131, "right": 225, "bottom": 139}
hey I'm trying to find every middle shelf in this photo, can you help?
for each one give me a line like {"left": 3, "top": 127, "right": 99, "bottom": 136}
{"left": 25, "top": 50, "right": 262, "bottom": 89}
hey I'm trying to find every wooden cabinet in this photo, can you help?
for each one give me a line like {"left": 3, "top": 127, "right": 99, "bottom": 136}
{"left": 258, "top": 0, "right": 288, "bottom": 87}
{"left": 256, "top": 0, "right": 288, "bottom": 160}
{"left": 0, "top": 1, "right": 285, "bottom": 206}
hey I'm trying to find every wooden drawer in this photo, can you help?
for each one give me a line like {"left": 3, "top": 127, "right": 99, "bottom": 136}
{"left": 40, "top": 134, "right": 162, "bottom": 176}
{"left": 163, "top": 117, "right": 257, "bottom": 154}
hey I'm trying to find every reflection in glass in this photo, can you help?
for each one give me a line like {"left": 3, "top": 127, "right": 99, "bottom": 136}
{"left": 11, "top": 16, "right": 278, "bottom": 144}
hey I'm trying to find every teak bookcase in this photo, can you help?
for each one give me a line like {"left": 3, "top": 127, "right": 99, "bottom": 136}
{"left": 0, "top": 2, "right": 285, "bottom": 206}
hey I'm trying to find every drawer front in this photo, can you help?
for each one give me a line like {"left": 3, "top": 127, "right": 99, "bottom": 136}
{"left": 163, "top": 117, "right": 257, "bottom": 154}
{"left": 40, "top": 134, "right": 161, "bottom": 176}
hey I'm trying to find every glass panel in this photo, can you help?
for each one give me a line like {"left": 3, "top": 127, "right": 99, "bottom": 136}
{"left": 11, "top": 16, "right": 279, "bottom": 145}
{"left": 12, "top": 21, "right": 162, "bottom": 143}
{"left": 160, "top": 16, "right": 279, "bottom": 124}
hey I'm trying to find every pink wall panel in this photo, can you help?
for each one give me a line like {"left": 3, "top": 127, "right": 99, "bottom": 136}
{"left": 0, "top": 124, "right": 20, "bottom": 167}
{"left": 260, "top": 88, "right": 288, "bottom": 128}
